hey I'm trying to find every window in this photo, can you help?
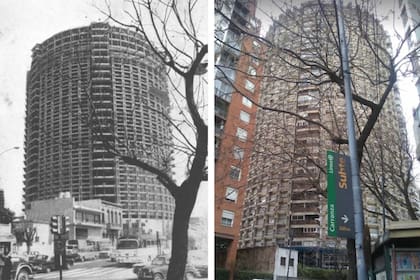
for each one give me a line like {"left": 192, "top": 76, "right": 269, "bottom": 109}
{"left": 229, "top": 166, "right": 241, "bottom": 180}
{"left": 251, "top": 56, "right": 259, "bottom": 66}
{"left": 221, "top": 210, "right": 234, "bottom": 227}
{"left": 245, "top": 80, "right": 255, "bottom": 92}
{"left": 225, "top": 187, "right": 238, "bottom": 202}
{"left": 280, "top": 257, "right": 286, "bottom": 266}
{"left": 233, "top": 146, "right": 244, "bottom": 160}
{"left": 289, "top": 258, "right": 294, "bottom": 267}
{"left": 247, "top": 66, "right": 256, "bottom": 76}
{"left": 242, "top": 96, "right": 252, "bottom": 108}
{"left": 297, "top": 94, "right": 314, "bottom": 104}
{"left": 252, "top": 40, "right": 261, "bottom": 50}
{"left": 292, "top": 215, "right": 304, "bottom": 220}
{"left": 236, "top": 127, "right": 248, "bottom": 141}
{"left": 239, "top": 111, "right": 250, "bottom": 123}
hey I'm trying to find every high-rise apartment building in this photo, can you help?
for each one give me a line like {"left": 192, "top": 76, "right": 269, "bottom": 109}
{"left": 238, "top": 2, "right": 409, "bottom": 269}
{"left": 399, "top": 0, "right": 420, "bottom": 160}
{"left": 24, "top": 22, "right": 174, "bottom": 235}
{"left": 214, "top": 0, "right": 263, "bottom": 274}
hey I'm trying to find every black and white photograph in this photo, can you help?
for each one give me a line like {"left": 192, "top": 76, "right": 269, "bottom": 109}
{"left": 2, "top": 0, "right": 420, "bottom": 280}
{"left": 0, "top": 1, "right": 208, "bottom": 280}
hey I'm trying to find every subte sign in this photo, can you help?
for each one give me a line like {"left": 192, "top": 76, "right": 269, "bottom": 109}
{"left": 327, "top": 150, "right": 355, "bottom": 238}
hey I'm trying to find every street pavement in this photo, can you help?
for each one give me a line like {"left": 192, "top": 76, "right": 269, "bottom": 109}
{"left": 32, "top": 259, "right": 206, "bottom": 280}
{"left": 33, "top": 266, "right": 137, "bottom": 280}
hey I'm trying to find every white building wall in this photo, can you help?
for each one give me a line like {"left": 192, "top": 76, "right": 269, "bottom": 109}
{"left": 14, "top": 222, "right": 54, "bottom": 257}
{"left": 273, "top": 248, "right": 298, "bottom": 279}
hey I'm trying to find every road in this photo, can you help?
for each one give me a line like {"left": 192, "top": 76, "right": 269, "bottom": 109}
{"left": 33, "top": 259, "right": 206, "bottom": 280}
{"left": 33, "top": 259, "right": 137, "bottom": 280}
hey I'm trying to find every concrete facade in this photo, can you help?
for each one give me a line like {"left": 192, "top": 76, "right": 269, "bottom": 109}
{"left": 25, "top": 195, "right": 123, "bottom": 241}
{"left": 23, "top": 22, "right": 175, "bottom": 231}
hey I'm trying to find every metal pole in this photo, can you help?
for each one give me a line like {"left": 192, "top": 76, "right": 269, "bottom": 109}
{"left": 59, "top": 253, "right": 63, "bottom": 280}
{"left": 335, "top": 0, "right": 368, "bottom": 279}
{"left": 381, "top": 175, "right": 386, "bottom": 234}
{"left": 0, "top": 146, "right": 19, "bottom": 157}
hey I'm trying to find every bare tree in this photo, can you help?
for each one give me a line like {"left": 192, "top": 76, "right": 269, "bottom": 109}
{"left": 13, "top": 220, "right": 37, "bottom": 254}
{"left": 90, "top": 1, "right": 208, "bottom": 279}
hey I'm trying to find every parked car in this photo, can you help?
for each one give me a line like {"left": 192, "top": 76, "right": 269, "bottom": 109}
{"left": 193, "top": 264, "right": 207, "bottom": 278}
{"left": 29, "top": 254, "right": 73, "bottom": 273}
{"left": 28, "top": 255, "right": 55, "bottom": 273}
{"left": 133, "top": 255, "right": 202, "bottom": 280}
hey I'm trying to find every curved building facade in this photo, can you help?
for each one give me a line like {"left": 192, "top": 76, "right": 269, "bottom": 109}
{"left": 24, "top": 22, "right": 174, "bottom": 233}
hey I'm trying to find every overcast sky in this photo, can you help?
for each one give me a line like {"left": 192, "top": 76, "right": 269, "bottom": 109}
{"left": 0, "top": 0, "right": 208, "bottom": 217}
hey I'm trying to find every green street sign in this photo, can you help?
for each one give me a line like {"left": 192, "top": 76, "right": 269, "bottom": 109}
{"left": 327, "top": 150, "right": 355, "bottom": 238}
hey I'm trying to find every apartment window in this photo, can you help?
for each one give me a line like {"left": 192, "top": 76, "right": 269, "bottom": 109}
{"left": 251, "top": 56, "right": 259, "bottom": 66}
{"left": 297, "top": 94, "right": 314, "bottom": 104}
{"left": 236, "top": 127, "right": 248, "bottom": 141}
{"left": 229, "top": 166, "right": 241, "bottom": 180}
{"left": 239, "top": 111, "right": 250, "bottom": 123}
{"left": 225, "top": 187, "right": 238, "bottom": 202}
{"left": 233, "top": 146, "right": 244, "bottom": 160}
{"left": 242, "top": 96, "right": 252, "bottom": 108}
{"left": 252, "top": 40, "right": 260, "bottom": 50}
{"left": 221, "top": 210, "right": 234, "bottom": 227}
{"left": 247, "top": 66, "right": 256, "bottom": 76}
{"left": 245, "top": 80, "right": 255, "bottom": 93}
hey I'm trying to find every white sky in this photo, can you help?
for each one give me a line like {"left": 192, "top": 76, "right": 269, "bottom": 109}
{"left": 0, "top": 0, "right": 208, "bottom": 217}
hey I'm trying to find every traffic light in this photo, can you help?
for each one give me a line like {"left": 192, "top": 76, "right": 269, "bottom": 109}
{"left": 50, "top": 215, "right": 62, "bottom": 235}
{"left": 62, "top": 216, "right": 70, "bottom": 233}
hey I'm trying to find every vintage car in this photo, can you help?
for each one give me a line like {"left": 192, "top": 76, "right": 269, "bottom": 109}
{"left": 133, "top": 255, "right": 202, "bottom": 280}
{"left": 29, "top": 254, "right": 73, "bottom": 273}
{"left": 4, "top": 256, "right": 34, "bottom": 280}
{"left": 193, "top": 264, "right": 207, "bottom": 278}
{"left": 28, "top": 255, "right": 54, "bottom": 273}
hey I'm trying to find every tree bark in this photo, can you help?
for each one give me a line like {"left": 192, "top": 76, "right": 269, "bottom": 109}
{"left": 167, "top": 192, "right": 196, "bottom": 280}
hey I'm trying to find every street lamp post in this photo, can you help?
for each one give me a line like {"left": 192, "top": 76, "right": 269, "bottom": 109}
{"left": 335, "top": 0, "right": 368, "bottom": 279}
{"left": 0, "top": 146, "right": 19, "bottom": 157}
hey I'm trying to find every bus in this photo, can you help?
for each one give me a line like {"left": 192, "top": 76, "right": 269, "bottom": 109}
{"left": 114, "top": 238, "right": 158, "bottom": 265}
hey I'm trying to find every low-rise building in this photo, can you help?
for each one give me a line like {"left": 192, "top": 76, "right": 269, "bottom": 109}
{"left": 25, "top": 194, "right": 123, "bottom": 242}
{"left": 0, "top": 223, "right": 15, "bottom": 254}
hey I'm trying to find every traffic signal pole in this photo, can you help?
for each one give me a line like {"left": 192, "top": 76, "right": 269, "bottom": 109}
{"left": 59, "top": 253, "right": 63, "bottom": 280}
{"left": 335, "top": 0, "right": 368, "bottom": 279}
{"left": 50, "top": 215, "right": 70, "bottom": 280}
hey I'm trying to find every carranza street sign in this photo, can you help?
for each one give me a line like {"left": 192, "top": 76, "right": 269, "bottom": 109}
{"left": 327, "top": 150, "right": 355, "bottom": 238}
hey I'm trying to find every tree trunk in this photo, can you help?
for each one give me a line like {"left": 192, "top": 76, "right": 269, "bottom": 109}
{"left": 26, "top": 242, "right": 31, "bottom": 255}
{"left": 167, "top": 191, "right": 197, "bottom": 280}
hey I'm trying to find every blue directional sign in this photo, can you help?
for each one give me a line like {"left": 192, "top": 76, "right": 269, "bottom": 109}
{"left": 327, "top": 151, "right": 355, "bottom": 238}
